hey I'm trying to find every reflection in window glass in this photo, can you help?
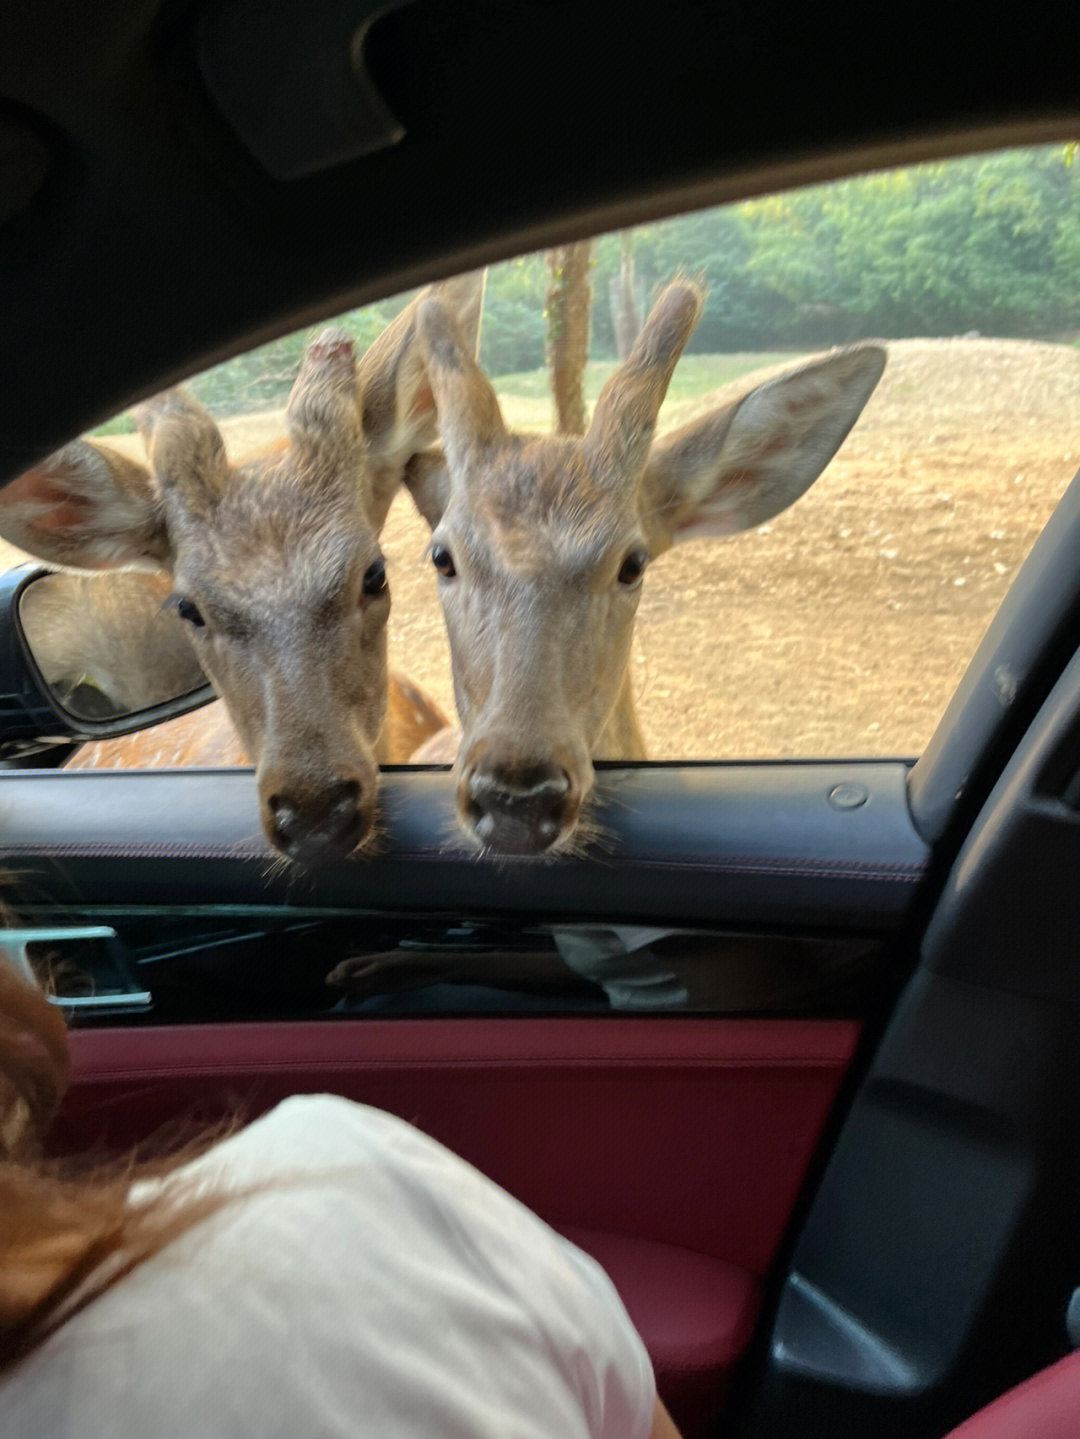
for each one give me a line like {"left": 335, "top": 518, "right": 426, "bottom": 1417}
{"left": 7, "top": 144, "right": 1080, "bottom": 762}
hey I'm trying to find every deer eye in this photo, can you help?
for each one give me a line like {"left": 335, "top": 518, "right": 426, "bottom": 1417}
{"left": 163, "top": 594, "right": 206, "bottom": 628}
{"left": 617, "top": 549, "right": 649, "bottom": 587}
{"left": 431, "top": 544, "right": 456, "bottom": 579}
{"left": 361, "top": 558, "right": 387, "bottom": 597}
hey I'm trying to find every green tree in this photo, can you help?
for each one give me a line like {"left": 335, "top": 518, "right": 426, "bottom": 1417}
{"left": 477, "top": 254, "right": 547, "bottom": 375}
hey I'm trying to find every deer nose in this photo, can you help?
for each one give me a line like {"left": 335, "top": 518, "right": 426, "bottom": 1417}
{"left": 267, "top": 780, "right": 367, "bottom": 863}
{"left": 465, "top": 763, "right": 572, "bottom": 855}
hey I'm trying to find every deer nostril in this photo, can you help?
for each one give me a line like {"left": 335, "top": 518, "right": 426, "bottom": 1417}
{"left": 267, "top": 781, "right": 366, "bottom": 860}
{"left": 269, "top": 795, "right": 300, "bottom": 841}
{"left": 327, "top": 780, "right": 361, "bottom": 824}
{"left": 465, "top": 764, "right": 573, "bottom": 854}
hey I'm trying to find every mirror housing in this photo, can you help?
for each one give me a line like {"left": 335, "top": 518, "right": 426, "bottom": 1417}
{"left": 0, "top": 565, "right": 216, "bottom": 759}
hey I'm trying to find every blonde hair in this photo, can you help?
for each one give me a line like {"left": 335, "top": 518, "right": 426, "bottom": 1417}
{"left": 0, "top": 943, "right": 231, "bottom": 1373}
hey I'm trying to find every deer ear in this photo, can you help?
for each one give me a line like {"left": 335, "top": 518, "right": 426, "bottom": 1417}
{"left": 642, "top": 345, "right": 886, "bottom": 552}
{"left": 0, "top": 440, "right": 169, "bottom": 572}
{"left": 403, "top": 449, "right": 453, "bottom": 530}
{"left": 586, "top": 282, "right": 702, "bottom": 484}
{"left": 416, "top": 295, "right": 508, "bottom": 472}
{"left": 359, "top": 269, "right": 487, "bottom": 466}
{"left": 431, "top": 269, "right": 486, "bottom": 364}
{"left": 135, "top": 390, "right": 229, "bottom": 511}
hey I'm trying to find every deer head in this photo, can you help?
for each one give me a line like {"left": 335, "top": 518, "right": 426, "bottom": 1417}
{"left": 0, "top": 273, "right": 484, "bottom": 863}
{"left": 406, "top": 280, "right": 885, "bottom": 855}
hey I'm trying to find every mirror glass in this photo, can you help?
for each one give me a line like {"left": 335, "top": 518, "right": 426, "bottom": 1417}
{"left": 17, "top": 570, "right": 210, "bottom": 722}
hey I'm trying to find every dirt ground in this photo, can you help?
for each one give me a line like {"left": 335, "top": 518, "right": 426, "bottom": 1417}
{"left": 6, "top": 337, "right": 1080, "bottom": 760}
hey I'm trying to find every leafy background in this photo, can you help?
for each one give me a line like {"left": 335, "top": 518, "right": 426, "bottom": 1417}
{"left": 94, "top": 143, "right": 1080, "bottom": 436}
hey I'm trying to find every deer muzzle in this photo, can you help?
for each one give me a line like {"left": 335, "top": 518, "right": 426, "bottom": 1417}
{"left": 265, "top": 778, "right": 372, "bottom": 864}
{"left": 462, "top": 761, "right": 576, "bottom": 855}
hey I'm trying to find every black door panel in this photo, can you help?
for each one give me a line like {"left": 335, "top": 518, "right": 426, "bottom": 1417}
{"left": 732, "top": 644, "right": 1080, "bottom": 1436}
{"left": 17, "top": 906, "right": 891, "bottom": 1024}
{"left": 1, "top": 761, "right": 928, "bottom": 927}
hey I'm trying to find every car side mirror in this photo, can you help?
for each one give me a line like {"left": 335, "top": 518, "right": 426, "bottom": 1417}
{"left": 0, "top": 565, "right": 216, "bottom": 756}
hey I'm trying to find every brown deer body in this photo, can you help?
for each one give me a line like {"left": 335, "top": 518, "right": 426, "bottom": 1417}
{"left": 64, "top": 670, "right": 447, "bottom": 770}
{"left": 0, "top": 274, "right": 481, "bottom": 862}
{"left": 20, "top": 565, "right": 447, "bottom": 763}
{"left": 406, "top": 280, "right": 885, "bottom": 855}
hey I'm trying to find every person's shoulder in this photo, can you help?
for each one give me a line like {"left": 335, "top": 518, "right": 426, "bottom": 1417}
{"left": 252, "top": 1092, "right": 404, "bottom": 1142}
{"left": 175, "top": 1094, "right": 425, "bottom": 1187}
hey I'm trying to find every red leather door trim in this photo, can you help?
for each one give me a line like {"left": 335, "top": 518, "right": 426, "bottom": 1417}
{"left": 55, "top": 1017, "right": 859, "bottom": 1437}
{"left": 58, "top": 1017, "right": 857, "bottom": 1273}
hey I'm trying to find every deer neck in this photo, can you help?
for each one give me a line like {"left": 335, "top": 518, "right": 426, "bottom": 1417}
{"left": 594, "top": 672, "right": 646, "bottom": 760}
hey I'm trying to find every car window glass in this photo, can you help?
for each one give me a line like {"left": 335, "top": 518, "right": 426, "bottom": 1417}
{"left": 5, "top": 142, "right": 1079, "bottom": 763}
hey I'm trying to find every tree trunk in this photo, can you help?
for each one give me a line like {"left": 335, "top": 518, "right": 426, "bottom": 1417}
{"left": 609, "top": 231, "right": 642, "bottom": 360}
{"left": 546, "top": 241, "right": 593, "bottom": 435}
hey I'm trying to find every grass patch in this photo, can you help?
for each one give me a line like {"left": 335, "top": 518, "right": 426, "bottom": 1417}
{"left": 91, "top": 413, "right": 137, "bottom": 437}
{"left": 85, "top": 352, "right": 809, "bottom": 441}
{"left": 493, "top": 352, "right": 806, "bottom": 433}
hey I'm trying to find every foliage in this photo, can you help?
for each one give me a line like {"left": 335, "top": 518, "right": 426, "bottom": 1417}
{"left": 478, "top": 256, "right": 548, "bottom": 375}
{"left": 92, "top": 413, "right": 137, "bottom": 436}
{"left": 737, "top": 149, "right": 1080, "bottom": 342}
{"left": 491, "top": 146, "right": 1080, "bottom": 365}
{"left": 180, "top": 300, "right": 405, "bottom": 416}
{"left": 94, "top": 143, "right": 1080, "bottom": 434}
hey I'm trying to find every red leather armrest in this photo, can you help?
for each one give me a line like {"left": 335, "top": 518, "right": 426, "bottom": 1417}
{"left": 945, "top": 1351, "right": 1080, "bottom": 1439}
{"left": 562, "top": 1225, "right": 760, "bottom": 1439}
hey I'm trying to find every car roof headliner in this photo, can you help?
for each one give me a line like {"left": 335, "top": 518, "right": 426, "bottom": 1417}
{"left": 1, "top": 0, "right": 1077, "bottom": 478}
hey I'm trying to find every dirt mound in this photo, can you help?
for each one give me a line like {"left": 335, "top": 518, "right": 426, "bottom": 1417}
{"left": 622, "top": 338, "right": 1080, "bottom": 756}
{"left": 853, "top": 336, "right": 1080, "bottom": 440}
{"left": 680, "top": 336, "right": 1080, "bottom": 441}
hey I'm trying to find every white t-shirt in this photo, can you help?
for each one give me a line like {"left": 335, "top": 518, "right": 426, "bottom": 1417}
{"left": 2, "top": 1095, "right": 656, "bottom": 1438}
